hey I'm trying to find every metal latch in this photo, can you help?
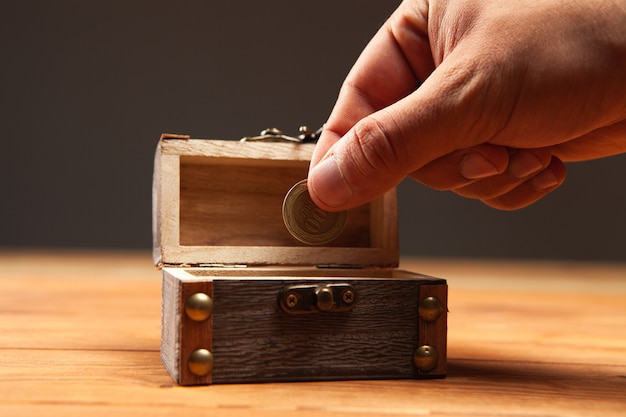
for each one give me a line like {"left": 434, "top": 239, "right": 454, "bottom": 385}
{"left": 240, "top": 126, "right": 322, "bottom": 143}
{"left": 279, "top": 283, "right": 357, "bottom": 314}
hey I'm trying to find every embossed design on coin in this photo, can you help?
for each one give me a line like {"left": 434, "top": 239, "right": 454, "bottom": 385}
{"left": 282, "top": 179, "right": 347, "bottom": 245}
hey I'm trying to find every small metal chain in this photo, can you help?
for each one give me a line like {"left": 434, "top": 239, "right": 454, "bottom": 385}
{"left": 240, "top": 126, "right": 323, "bottom": 143}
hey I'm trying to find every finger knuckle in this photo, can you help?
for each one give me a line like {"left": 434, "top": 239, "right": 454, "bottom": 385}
{"left": 346, "top": 116, "right": 406, "bottom": 179}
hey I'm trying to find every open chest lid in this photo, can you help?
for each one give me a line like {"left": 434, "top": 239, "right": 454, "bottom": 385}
{"left": 152, "top": 134, "right": 399, "bottom": 268}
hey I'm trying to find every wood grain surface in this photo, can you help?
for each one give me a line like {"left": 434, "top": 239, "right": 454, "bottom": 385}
{"left": 1, "top": 251, "right": 625, "bottom": 417}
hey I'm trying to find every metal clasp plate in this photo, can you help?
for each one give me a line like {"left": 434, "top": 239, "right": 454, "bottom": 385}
{"left": 279, "top": 283, "right": 357, "bottom": 314}
{"left": 241, "top": 126, "right": 322, "bottom": 143}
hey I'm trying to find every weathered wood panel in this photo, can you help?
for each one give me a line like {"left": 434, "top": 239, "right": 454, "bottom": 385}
{"left": 162, "top": 268, "right": 447, "bottom": 384}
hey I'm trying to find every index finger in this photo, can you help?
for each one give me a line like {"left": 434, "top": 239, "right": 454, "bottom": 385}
{"left": 309, "top": 4, "right": 434, "bottom": 170}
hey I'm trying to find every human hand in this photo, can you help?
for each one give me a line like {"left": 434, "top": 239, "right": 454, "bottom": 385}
{"left": 308, "top": 0, "right": 626, "bottom": 210}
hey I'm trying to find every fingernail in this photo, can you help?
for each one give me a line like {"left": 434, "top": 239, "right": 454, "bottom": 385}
{"left": 309, "top": 156, "right": 352, "bottom": 208}
{"left": 509, "top": 150, "right": 544, "bottom": 179}
{"left": 532, "top": 169, "right": 559, "bottom": 190}
{"left": 459, "top": 152, "right": 500, "bottom": 179}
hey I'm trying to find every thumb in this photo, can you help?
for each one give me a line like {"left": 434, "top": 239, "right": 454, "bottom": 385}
{"left": 308, "top": 112, "right": 409, "bottom": 211}
{"left": 309, "top": 56, "right": 488, "bottom": 211}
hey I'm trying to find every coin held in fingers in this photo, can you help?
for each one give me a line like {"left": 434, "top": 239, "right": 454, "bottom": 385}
{"left": 282, "top": 179, "right": 347, "bottom": 245}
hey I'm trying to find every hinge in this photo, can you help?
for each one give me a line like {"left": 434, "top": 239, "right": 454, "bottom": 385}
{"left": 316, "top": 264, "right": 363, "bottom": 269}
{"left": 161, "top": 263, "right": 247, "bottom": 268}
{"left": 197, "top": 263, "right": 247, "bottom": 268}
{"left": 165, "top": 263, "right": 361, "bottom": 269}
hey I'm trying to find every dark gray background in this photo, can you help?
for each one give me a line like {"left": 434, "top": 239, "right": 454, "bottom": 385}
{"left": 2, "top": 0, "right": 625, "bottom": 261}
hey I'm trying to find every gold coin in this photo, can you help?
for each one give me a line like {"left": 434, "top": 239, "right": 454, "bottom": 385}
{"left": 282, "top": 179, "right": 347, "bottom": 245}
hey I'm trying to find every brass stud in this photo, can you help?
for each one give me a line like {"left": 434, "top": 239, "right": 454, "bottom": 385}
{"left": 413, "top": 345, "right": 439, "bottom": 372}
{"left": 185, "top": 293, "right": 213, "bottom": 321}
{"left": 188, "top": 349, "right": 214, "bottom": 376}
{"left": 419, "top": 296, "right": 443, "bottom": 322}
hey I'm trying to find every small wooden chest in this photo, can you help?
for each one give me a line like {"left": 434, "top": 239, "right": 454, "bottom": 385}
{"left": 153, "top": 134, "right": 447, "bottom": 385}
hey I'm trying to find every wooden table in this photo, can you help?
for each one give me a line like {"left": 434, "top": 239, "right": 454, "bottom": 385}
{"left": 1, "top": 251, "right": 625, "bottom": 416}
